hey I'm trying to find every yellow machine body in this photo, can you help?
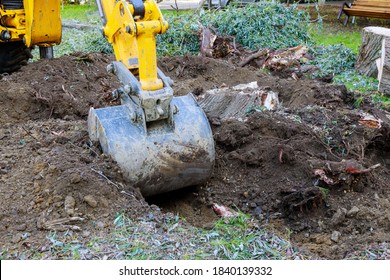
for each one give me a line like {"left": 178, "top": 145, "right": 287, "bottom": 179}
{"left": 23, "top": 0, "right": 62, "bottom": 47}
{"left": 0, "top": 0, "right": 61, "bottom": 47}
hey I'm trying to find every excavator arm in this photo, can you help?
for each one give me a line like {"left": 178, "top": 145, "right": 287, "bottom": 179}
{"left": 95, "top": 0, "right": 173, "bottom": 123}
{"left": 97, "top": 0, "right": 168, "bottom": 92}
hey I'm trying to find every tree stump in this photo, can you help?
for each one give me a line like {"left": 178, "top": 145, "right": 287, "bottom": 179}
{"left": 378, "top": 38, "right": 390, "bottom": 96}
{"left": 356, "top": 27, "right": 390, "bottom": 78}
{"left": 198, "top": 82, "right": 279, "bottom": 122}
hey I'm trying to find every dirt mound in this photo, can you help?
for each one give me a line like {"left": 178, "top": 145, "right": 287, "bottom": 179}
{"left": 1, "top": 54, "right": 389, "bottom": 259}
{"left": 0, "top": 53, "right": 120, "bottom": 124}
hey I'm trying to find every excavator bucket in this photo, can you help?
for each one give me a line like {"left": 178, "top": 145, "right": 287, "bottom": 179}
{"left": 89, "top": 1, "right": 215, "bottom": 196}
{"left": 88, "top": 63, "right": 215, "bottom": 196}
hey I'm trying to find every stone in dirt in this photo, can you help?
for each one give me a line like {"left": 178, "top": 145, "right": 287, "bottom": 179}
{"left": 64, "top": 195, "right": 76, "bottom": 216}
{"left": 84, "top": 195, "right": 98, "bottom": 208}
{"left": 331, "top": 208, "right": 347, "bottom": 226}
{"left": 347, "top": 206, "right": 360, "bottom": 217}
{"left": 331, "top": 231, "right": 341, "bottom": 243}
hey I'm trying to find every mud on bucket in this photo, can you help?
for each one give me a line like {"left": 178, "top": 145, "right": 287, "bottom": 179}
{"left": 88, "top": 93, "right": 215, "bottom": 196}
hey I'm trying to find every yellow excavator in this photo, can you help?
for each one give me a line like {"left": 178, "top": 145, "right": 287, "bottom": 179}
{"left": 0, "top": 0, "right": 215, "bottom": 196}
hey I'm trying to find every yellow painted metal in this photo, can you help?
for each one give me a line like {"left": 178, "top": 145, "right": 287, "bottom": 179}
{"left": 23, "top": 0, "right": 62, "bottom": 47}
{"left": 0, "top": 8, "right": 26, "bottom": 41}
{"left": 102, "top": 0, "right": 168, "bottom": 91}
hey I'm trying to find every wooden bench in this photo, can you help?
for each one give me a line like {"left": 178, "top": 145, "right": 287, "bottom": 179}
{"left": 338, "top": 1, "right": 390, "bottom": 25}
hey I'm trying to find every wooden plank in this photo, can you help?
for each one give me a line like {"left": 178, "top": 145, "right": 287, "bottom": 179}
{"left": 343, "top": 8, "right": 390, "bottom": 19}
{"left": 355, "top": 0, "right": 390, "bottom": 5}
{"left": 351, "top": 5, "right": 390, "bottom": 11}
{"left": 353, "top": 4, "right": 390, "bottom": 9}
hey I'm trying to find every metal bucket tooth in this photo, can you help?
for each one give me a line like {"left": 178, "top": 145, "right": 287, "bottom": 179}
{"left": 88, "top": 93, "right": 215, "bottom": 196}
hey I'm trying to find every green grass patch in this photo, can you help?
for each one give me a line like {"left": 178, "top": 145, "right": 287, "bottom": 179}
{"left": 205, "top": 213, "right": 295, "bottom": 260}
{"left": 371, "top": 93, "right": 390, "bottom": 110}
{"left": 6, "top": 212, "right": 302, "bottom": 260}
{"left": 309, "top": 27, "right": 361, "bottom": 54}
{"left": 60, "top": 3, "right": 99, "bottom": 23}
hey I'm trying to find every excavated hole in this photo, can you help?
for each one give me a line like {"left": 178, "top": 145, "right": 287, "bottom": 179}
{"left": 146, "top": 185, "right": 218, "bottom": 228}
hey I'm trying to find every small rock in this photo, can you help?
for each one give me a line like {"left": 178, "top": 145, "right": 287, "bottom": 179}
{"left": 96, "top": 221, "right": 106, "bottom": 229}
{"left": 253, "top": 206, "right": 262, "bottom": 216}
{"left": 147, "top": 212, "right": 155, "bottom": 221}
{"left": 331, "top": 208, "right": 347, "bottom": 226}
{"left": 243, "top": 192, "right": 249, "bottom": 198}
{"left": 15, "top": 223, "right": 27, "bottom": 231}
{"left": 249, "top": 202, "right": 257, "bottom": 208}
{"left": 0, "top": 169, "right": 8, "bottom": 175}
{"left": 382, "top": 198, "right": 390, "bottom": 208}
{"left": 40, "top": 246, "right": 50, "bottom": 252}
{"left": 331, "top": 231, "right": 341, "bottom": 243}
{"left": 84, "top": 195, "right": 98, "bottom": 208}
{"left": 64, "top": 195, "right": 76, "bottom": 216}
{"left": 347, "top": 206, "right": 360, "bottom": 217}
{"left": 82, "top": 231, "right": 91, "bottom": 237}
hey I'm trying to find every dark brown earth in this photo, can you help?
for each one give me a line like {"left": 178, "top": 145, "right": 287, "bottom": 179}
{"left": 1, "top": 53, "right": 389, "bottom": 259}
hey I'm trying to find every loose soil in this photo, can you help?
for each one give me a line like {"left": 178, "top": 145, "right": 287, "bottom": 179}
{"left": 1, "top": 53, "right": 389, "bottom": 259}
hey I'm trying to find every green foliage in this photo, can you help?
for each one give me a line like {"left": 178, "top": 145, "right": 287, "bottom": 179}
{"left": 371, "top": 93, "right": 390, "bottom": 110}
{"left": 202, "top": 3, "right": 312, "bottom": 50}
{"left": 309, "top": 44, "right": 356, "bottom": 78}
{"left": 158, "top": 2, "right": 312, "bottom": 56}
{"left": 318, "top": 187, "right": 330, "bottom": 199}
{"left": 157, "top": 14, "right": 201, "bottom": 56}
{"left": 205, "top": 212, "right": 295, "bottom": 260}
{"left": 53, "top": 28, "right": 112, "bottom": 57}
{"left": 333, "top": 71, "right": 379, "bottom": 93}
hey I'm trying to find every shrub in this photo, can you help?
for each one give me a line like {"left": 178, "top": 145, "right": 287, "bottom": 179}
{"left": 157, "top": 14, "right": 201, "bottom": 56}
{"left": 309, "top": 44, "right": 356, "bottom": 78}
{"left": 158, "top": 2, "right": 312, "bottom": 56}
{"left": 201, "top": 2, "right": 312, "bottom": 50}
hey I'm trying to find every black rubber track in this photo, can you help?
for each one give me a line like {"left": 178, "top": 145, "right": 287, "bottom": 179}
{"left": 0, "top": 41, "right": 32, "bottom": 74}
